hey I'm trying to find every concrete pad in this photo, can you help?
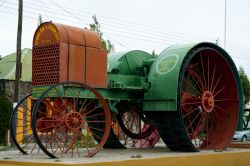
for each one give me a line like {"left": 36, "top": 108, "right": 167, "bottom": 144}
{"left": 0, "top": 146, "right": 250, "bottom": 166}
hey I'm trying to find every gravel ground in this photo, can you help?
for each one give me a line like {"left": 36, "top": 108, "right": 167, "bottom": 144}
{"left": 0, "top": 145, "right": 250, "bottom": 164}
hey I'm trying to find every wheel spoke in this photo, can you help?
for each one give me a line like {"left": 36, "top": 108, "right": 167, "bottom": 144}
{"left": 200, "top": 53, "right": 208, "bottom": 89}
{"left": 188, "top": 69, "right": 203, "bottom": 92}
{"left": 207, "top": 56, "right": 210, "bottom": 90}
{"left": 209, "top": 64, "right": 216, "bottom": 91}
{"left": 42, "top": 98, "right": 62, "bottom": 115}
{"left": 214, "top": 104, "right": 229, "bottom": 115}
{"left": 214, "top": 98, "right": 237, "bottom": 102}
{"left": 182, "top": 90, "right": 199, "bottom": 98}
{"left": 183, "top": 107, "right": 200, "bottom": 118}
{"left": 83, "top": 103, "right": 101, "bottom": 117}
{"left": 213, "top": 86, "right": 226, "bottom": 97}
{"left": 183, "top": 77, "right": 202, "bottom": 96}
{"left": 20, "top": 103, "right": 32, "bottom": 115}
{"left": 211, "top": 74, "right": 222, "bottom": 94}
{"left": 186, "top": 111, "right": 202, "bottom": 130}
{"left": 181, "top": 101, "right": 202, "bottom": 106}
{"left": 88, "top": 126, "right": 105, "bottom": 132}
{"left": 85, "top": 112, "right": 105, "bottom": 118}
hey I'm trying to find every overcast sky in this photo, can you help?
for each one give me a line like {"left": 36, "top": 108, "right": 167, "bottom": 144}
{"left": 1, "top": 0, "right": 250, "bottom": 76}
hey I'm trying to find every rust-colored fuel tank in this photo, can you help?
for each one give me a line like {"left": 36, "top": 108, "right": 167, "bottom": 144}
{"left": 32, "top": 22, "right": 107, "bottom": 88}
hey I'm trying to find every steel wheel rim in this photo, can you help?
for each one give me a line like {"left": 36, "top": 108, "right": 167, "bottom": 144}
{"left": 10, "top": 94, "right": 38, "bottom": 154}
{"left": 31, "top": 82, "right": 111, "bottom": 158}
{"left": 179, "top": 47, "right": 239, "bottom": 150}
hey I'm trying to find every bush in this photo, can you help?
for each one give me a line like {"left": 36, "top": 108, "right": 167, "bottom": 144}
{"left": 0, "top": 96, "right": 12, "bottom": 145}
{"left": 75, "top": 132, "right": 96, "bottom": 148}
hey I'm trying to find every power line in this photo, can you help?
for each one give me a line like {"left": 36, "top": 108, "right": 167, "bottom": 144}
{"left": 1, "top": 1, "right": 132, "bottom": 50}
{"left": 38, "top": 0, "right": 216, "bottom": 41}
{"left": 5, "top": 0, "right": 250, "bottom": 53}
{"left": 1, "top": 6, "right": 249, "bottom": 53}
{"left": 2, "top": 0, "right": 250, "bottom": 60}
{"left": 2, "top": 7, "right": 250, "bottom": 60}
{"left": 5, "top": 0, "right": 87, "bottom": 21}
{"left": 5, "top": 0, "right": 250, "bottom": 52}
{"left": 0, "top": 9, "right": 37, "bottom": 19}
{"left": 2, "top": 10, "right": 250, "bottom": 61}
{"left": 1, "top": 6, "right": 87, "bottom": 25}
{"left": 45, "top": 0, "right": 131, "bottom": 50}
{"left": 47, "top": 0, "right": 88, "bottom": 26}
{"left": 3, "top": 4, "right": 193, "bottom": 46}
{"left": 5, "top": 0, "right": 217, "bottom": 42}
{"left": 0, "top": 0, "right": 7, "bottom": 7}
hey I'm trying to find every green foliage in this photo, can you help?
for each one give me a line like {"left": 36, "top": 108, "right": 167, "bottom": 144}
{"left": 239, "top": 66, "right": 250, "bottom": 107}
{"left": 89, "top": 15, "right": 115, "bottom": 53}
{"left": 0, "top": 96, "right": 12, "bottom": 145}
{"left": 75, "top": 132, "right": 96, "bottom": 148}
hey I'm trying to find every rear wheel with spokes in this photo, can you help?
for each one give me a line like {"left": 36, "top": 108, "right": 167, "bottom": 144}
{"left": 180, "top": 47, "right": 239, "bottom": 150}
{"left": 153, "top": 45, "right": 241, "bottom": 152}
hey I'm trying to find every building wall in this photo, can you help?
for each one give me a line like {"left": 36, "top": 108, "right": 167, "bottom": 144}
{"left": 0, "top": 80, "right": 5, "bottom": 95}
{"left": 0, "top": 80, "right": 32, "bottom": 102}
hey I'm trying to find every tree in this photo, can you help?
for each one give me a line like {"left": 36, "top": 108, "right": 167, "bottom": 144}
{"left": 0, "top": 96, "right": 12, "bottom": 145}
{"left": 152, "top": 50, "right": 157, "bottom": 58}
{"left": 239, "top": 66, "right": 250, "bottom": 107}
{"left": 37, "top": 14, "right": 43, "bottom": 27}
{"left": 89, "top": 15, "right": 115, "bottom": 53}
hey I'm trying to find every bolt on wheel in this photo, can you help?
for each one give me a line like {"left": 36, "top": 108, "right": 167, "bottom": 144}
{"left": 31, "top": 82, "right": 111, "bottom": 158}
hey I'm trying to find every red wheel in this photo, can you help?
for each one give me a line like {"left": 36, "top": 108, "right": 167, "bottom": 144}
{"left": 88, "top": 105, "right": 160, "bottom": 148}
{"left": 114, "top": 102, "right": 159, "bottom": 148}
{"left": 31, "top": 82, "right": 111, "bottom": 158}
{"left": 112, "top": 116, "right": 160, "bottom": 148}
{"left": 180, "top": 48, "right": 239, "bottom": 150}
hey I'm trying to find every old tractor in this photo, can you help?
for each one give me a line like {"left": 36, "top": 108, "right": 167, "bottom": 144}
{"left": 10, "top": 22, "right": 243, "bottom": 158}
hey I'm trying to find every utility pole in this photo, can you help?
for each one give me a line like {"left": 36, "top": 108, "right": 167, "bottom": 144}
{"left": 224, "top": 0, "right": 227, "bottom": 49}
{"left": 14, "top": 0, "right": 23, "bottom": 103}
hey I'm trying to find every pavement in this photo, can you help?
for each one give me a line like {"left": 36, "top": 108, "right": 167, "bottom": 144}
{"left": 0, "top": 145, "right": 250, "bottom": 165}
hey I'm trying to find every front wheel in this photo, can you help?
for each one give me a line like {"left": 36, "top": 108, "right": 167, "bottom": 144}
{"left": 31, "top": 82, "right": 111, "bottom": 158}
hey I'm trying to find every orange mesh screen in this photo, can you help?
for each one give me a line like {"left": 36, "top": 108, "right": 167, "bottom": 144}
{"left": 32, "top": 44, "right": 60, "bottom": 85}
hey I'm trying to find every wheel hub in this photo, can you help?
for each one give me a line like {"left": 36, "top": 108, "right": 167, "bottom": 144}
{"left": 202, "top": 91, "right": 214, "bottom": 113}
{"left": 65, "top": 112, "right": 83, "bottom": 130}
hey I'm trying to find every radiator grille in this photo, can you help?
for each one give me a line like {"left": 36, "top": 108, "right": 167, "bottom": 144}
{"left": 32, "top": 44, "right": 60, "bottom": 86}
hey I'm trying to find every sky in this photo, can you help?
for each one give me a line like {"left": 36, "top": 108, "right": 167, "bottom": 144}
{"left": 0, "top": 0, "right": 250, "bottom": 76}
